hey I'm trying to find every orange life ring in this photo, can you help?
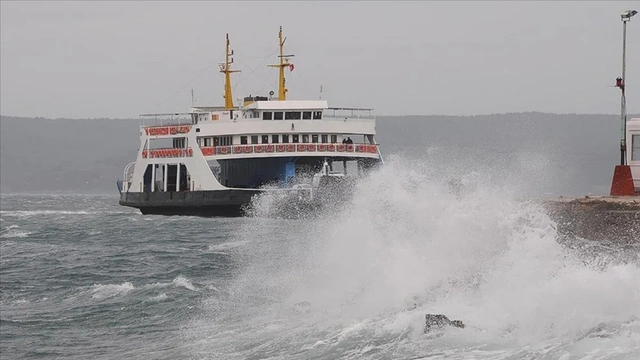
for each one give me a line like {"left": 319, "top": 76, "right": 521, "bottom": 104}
{"left": 318, "top": 144, "right": 326, "bottom": 151}
{"left": 307, "top": 144, "right": 316, "bottom": 151}
{"left": 287, "top": 144, "right": 295, "bottom": 152}
{"left": 327, "top": 144, "right": 335, "bottom": 151}
{"left": 255, "top": 145, "right": 264, "bottom": 153}
{"left": 337, "top": 144, "right": 345, "bottom": 152}
{"left": 276, "top": 145, "right": 285, "bottom": 152}
{"left": 187, "top": 148, "right": 193, "bottom": 156}
{"left": 266, "top": 145, "right": 274, "bottom": 152}
{"left": 142, "top": 150, "right": 148, "bottom": 158}
{"left": 243, "top": 146, "right": 252, "bottom": 153}
{"left": 220, "top": 146, "right": 229, "bottom": 154}
{"left": 297, "top": 144, "right": 306, "bottom": 152}
{"left": 347, "top": 144, "right": 354, "bottom": 152}
{"left": 233, "top": 146, "right": 242, "bottom": 154}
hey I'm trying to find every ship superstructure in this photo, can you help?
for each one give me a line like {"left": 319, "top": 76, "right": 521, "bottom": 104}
{"left": 118, "top": 27, "right": 383, "bottom": 216}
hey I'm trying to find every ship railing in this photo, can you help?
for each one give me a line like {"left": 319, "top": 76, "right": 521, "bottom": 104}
{"left": 120, "top": 162, "right": 136, "bottom": 193}
{"left": 123, "top": 162, "right": 136, "bottom": 182}
{"left": 322, "top": 107, "right": 375, "bottom": 121}
{"left": 199, "top": 143, "right": 380, "bottom": 156}
{"left": 138, "top": 144, "right": 380, "bottom": 159}
{"left": 139, "top": 113, "right": 194, "bottom": 131}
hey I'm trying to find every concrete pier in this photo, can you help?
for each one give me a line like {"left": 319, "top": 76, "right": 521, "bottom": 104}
{"left": 541, "top": 196, "right": 640, "bottom": 244}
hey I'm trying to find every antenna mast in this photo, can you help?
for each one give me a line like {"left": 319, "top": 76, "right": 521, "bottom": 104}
{"left": 268, "top": 26, "right": 294, "bottom": 100}
{"left": 220, "top": 33, "right": 241, "bottom": 109}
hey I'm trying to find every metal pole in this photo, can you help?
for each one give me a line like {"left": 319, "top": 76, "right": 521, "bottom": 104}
{"left": 621, "top": 19, "right": 627, "bottom": 165}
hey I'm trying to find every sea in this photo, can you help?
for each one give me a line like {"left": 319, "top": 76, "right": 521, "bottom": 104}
{"left": 1, "top": 157, "right": 639, "bottom": 359}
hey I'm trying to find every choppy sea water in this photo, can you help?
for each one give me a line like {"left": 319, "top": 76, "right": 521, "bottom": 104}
{"left": 1, "top": 158, "right": 639, "bottom": 359}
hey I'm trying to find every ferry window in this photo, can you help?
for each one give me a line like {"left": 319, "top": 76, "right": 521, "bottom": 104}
{"left": 313, "top": 111, "right": 322, "bottom": 119}
{"left": 272, "top": 135, "right": 279, "bottom": 143}
{"left": 331, "top": 135, "right": 337, "bottom": 143}
{"left": 282, "top": 135, "right": 289, "bottom": 143}
{"left": 262, "top": 135, "right": 269, "bottom": 144}
{"left": 302, "top": 134, "right": 309, "bottom": 143}
{"left": 263, "top": 111, "right": 272, "bottom": 120}
{"left": 241, "top": 136, "right": 247, "bottom": 145}
{"left": 312, "top": 134, "right": 318, "bottom": 143}
{"left": 633, "top": 135, "right": 640, "bottom": 160}
{"left": 213, "top": 137, "right": 220, "bottom": 147}
{"left": 251, "top": 135, "right": 259, "bottom": 144}
{"left": 302, "top": 111, "right": 312, "bottom": 120}
{"left": 274, "top": 112, "right": 283, "bottom": 120}
{"left": 292, "top": 134, "right": 299, "bottom": 143}
{"left": 285, "top": 111, "right": 301, "bottom": 120}
{"left": 322, "top": 134, "right": 328, "bottom": 143}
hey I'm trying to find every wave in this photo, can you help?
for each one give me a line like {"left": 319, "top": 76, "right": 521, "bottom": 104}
{"left": 206, "top": 240, "right": 251, "bottom": 254}
{"left": 0, "top": 210, "right": 130, "bottom": 217}
{"left": 145, "top": 276, "right": 198, "bottom": 292}
{"left": 91, "top": 282, "right": 135, "bottom": 299}
{"left": 184, "top": 156, "right": 640, "bottom": 359}
{"left": 0, "top": 230, "right": 32, "bottom": 238}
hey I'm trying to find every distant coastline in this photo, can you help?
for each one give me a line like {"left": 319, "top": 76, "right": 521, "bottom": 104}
{"left": 1, "top": 113, "right": 636, "bottom": 195}
{"left": 2, "top": 111, "right": 638, "bottom": 121}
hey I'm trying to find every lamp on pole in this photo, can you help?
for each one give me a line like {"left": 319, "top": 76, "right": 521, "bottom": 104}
{"left": 618, "top": 9, "right": 638, "bottom": 165}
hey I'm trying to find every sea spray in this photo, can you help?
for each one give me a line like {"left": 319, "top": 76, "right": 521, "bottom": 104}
{"left": 184, "top": 157, "right": 640, "bottom": 359}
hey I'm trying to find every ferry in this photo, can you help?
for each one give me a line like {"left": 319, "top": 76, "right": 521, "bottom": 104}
{"left": 117, "top": 27, "right": 384, "bottom": 216}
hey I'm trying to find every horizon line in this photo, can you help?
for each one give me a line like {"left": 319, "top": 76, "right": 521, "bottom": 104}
{"left": 2, "top": 111, "right": 639, "bottom": 121}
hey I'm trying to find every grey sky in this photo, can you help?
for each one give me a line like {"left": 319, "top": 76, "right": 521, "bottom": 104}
{"left": 1, "top": 1, "right": 638, "bottom": 118}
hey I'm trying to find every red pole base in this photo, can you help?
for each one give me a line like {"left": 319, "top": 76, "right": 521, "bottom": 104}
{"left": 610, "top": 165, "right": 636, "bottom": 196}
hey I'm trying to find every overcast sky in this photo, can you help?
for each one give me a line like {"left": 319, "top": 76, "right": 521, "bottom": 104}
{"left": 1, "top": 1, "right": 639, "bottom": 118}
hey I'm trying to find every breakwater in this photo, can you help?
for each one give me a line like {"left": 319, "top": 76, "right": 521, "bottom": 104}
{"left": 542, "top": 196, "right": 640, "bottom": 244}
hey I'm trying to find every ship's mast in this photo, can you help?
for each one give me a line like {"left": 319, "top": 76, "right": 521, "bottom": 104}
{"left": 220, "top": 33, "right": 240, "bottom": 109}
{"left": 268, "top": 26, "right": 294, "bottom": 101}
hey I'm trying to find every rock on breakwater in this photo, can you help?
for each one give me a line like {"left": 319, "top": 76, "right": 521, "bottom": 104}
{"left": 542, "top": 196, "right": 640, "bottom": 244}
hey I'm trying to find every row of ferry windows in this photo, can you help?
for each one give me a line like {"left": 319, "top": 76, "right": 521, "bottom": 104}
{"left": 240, "top": 134, "right": 338, "bottom": 144}
{"left": 263, "top": 111, "right": 322, "bottom": 120}
{"left": 199, "top": 134, "right": 342, "bottom": 147}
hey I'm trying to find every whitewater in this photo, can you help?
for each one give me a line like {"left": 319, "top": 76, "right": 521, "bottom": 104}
{"left": 1, "top": 156, "right": 639, "bottom": 359}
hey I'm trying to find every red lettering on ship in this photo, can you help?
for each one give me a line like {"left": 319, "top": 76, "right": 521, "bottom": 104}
{"left": 144, "top": 125, "right": 191, "bottom": 136}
